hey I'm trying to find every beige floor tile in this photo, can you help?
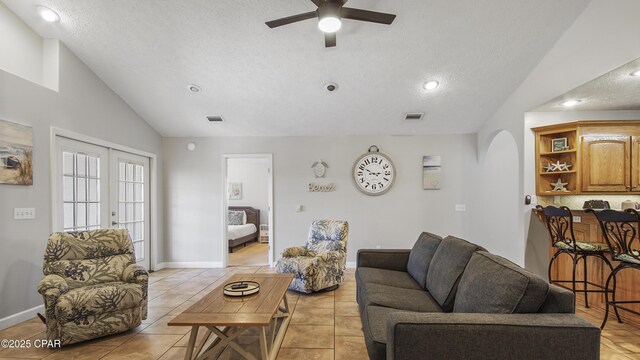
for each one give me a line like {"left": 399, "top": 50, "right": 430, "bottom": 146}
{"left": 335, "top": 336, "right": 368, "bottom": 360}
{"left": 85, "top": 324, "right": 149, "bottom": 347}
{"left": 334, "top": 290, "right": 356, "bottom": 302}
{"left": 148, "top": 294, "right": 192, "bottom": 308}
{"left": 41, "top": 345, "right": 115, "bottom": 360}
{"left": 277, "top": 348, "right": 334, "bottom": 360}
{"left": 282, "top": 325, "right": 334, "bottom": 349}
{"left": 140, "top": 315, "right": 191, "bottom": 335}
{"left": 335, "top": 317, "right": 364, "bottom": 337}
{"left": 0, "top": 321, "right": 46, "bottom": 341}
{"left": 296, "top": 295, "right": 334, "bottom": 309}
{"left": 101, "top": 334, "right": 182, "bottom": 360}
{"left": 142, "top": 307, "right": 174, "bottom": 324}
{"left": 291, "top": 306, "right": 334, "bottom": 325}
{"left": 335, "top": 302, "right": 360, "bottom": 317}
{"left": 339, "top": 282, "right": 356, "bottom": 291}
{"left": 157, "top": 347, "right": 186, "bottom": 360}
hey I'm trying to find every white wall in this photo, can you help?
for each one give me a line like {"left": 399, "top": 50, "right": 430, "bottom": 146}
{"left": 0, "top": 35, "right": 162, "bottom": 327}
{"left": 228, "top": 158, "right": 269, "bottom": 225}
{"left": 475, "top": 0, "right": 640, "bottom": 275}
{"left": 162, "top": 135, "right": 480, "bottom": 265}
{"left": 0, "top": 2, "right": 42, "bottom": 85}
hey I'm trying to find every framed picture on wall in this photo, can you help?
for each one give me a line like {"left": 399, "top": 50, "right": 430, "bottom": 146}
{"left": 0, "top": 119, "right": 33, "bottom": 185}
{"left": 228, "top": 182, "right": 242, "bottom": 200}
{"left": 551, "top": 138, "right": 568, "bottom": 152}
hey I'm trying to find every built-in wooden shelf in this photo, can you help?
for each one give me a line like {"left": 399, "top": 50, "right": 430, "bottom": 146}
{"left": 540, "top": 149, "right": 577, "bottom": 156}
{"left": 539, "top": 171, "right": 577, "bottom": 175}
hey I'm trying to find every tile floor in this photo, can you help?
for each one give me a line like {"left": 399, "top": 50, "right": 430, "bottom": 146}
{"left": 228, "top": 241, "right": 269, "bottom": 267}
{"left": 0, "top": 266, "right": 638, "bottom": 360}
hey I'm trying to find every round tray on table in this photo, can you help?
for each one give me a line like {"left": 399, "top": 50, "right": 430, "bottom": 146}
{"left": 223, "top": 281, "right": 260, "bottom": 297}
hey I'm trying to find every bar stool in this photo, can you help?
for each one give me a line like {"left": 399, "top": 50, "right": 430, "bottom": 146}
{"left": 588, "top": 208, "right": 640, "bottom": 328}
{"left": 537, "top": 205, "right": 616, "bottom": 311}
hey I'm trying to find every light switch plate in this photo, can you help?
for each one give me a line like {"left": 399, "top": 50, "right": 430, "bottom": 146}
{"left": 573, "top": 216, "right": 581, "bottom": 223}
{"left": 455, "top": 204, "right": 466, "bottom": 212}
{"left": 14, "top": 207, "right": 35, "bottom": 220}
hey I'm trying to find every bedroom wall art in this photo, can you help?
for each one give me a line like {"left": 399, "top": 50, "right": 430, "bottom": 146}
{"left": 423, "top": 155, "right": 441, "bottom": 190}
{"left": 228, "top": 182, "right": 242, "bottom": 200}
{"left": 0, "top": 119, "right": 33, "bottom": 185}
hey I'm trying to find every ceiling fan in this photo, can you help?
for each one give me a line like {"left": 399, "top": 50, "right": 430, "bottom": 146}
{"left": 265, "top": 0, "right": 396, "bottom": 48}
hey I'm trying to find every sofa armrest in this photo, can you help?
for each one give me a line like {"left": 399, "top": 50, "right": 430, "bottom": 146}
{"left": 123, "top": 263, "right": 149, "bottom": 284}
{"left": 282, "top": 246, "right": 313, "bottom": 258}
{"left": 37, "top": 274, "right": 69, "bottom": 298}
{"left": 356, "top": 249, "right": 410, "bottom": 272}
{"left": 386, "top": 312, "right": 600, "bottom": 360}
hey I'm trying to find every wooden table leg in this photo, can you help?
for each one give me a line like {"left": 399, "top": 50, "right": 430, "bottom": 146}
{"left": 184, "top": 326, "right": 199, "bottom": 360}
{"left": 259, "top": 327, "right": 269, "bottom": 360}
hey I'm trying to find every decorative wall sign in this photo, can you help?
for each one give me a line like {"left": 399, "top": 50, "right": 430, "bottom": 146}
{"left": 228, "top": 182, "right": 242, "bottom": 200}
{"left": 0, "top": 119, "right": 33, "bottom": 185}
{"left": 308, "top": 183, "right": 336, "bottom": 192}
{"left": 311, "top": 160, "right": 329, "bottom": 178}
{"left": 551, "top": 138, "right": 569, "bottom": 152}
{"left": 550, "top": 178, "right": 569, "bottom": 192}
{"left": 423, "top": 155, "right": 442, "bottom": 190}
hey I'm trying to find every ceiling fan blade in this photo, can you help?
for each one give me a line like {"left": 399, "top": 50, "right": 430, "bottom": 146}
{"left": 341, "top": 7, "right": 396, "bottom": 25}
{"left": 325, "top": 32, "right": 336, "bottom": 47}
{"left": 266, "top": 11, "right": 317, "bottom": 28}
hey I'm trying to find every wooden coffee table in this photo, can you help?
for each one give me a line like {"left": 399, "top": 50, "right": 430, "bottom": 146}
{"left": 168, "top": 273, "right": 294, "bottom": 360}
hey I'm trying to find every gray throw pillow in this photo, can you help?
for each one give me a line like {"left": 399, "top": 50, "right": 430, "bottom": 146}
{"left": 453, "top": 251, "right": 549, "bottom": 314}
{"left": 407, "top": 232, "right": 443, "bottom": 288}
{"left": 228, "top": 210, "right": 244, "bottom": 225}
{"left": 425, "top": 236, "right": 482, "bottom": 312}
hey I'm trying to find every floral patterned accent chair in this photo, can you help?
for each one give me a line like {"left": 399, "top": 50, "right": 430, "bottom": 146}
{"left": 276, "top": 220, "right": 349, "bottom": 293}
{"left": 37, "top": 229, "right": 148, "bottom": 345}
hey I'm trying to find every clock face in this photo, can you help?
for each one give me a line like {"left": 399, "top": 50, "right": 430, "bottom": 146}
{"left": 353, "top": 152, "right": 395, "bottom": 195}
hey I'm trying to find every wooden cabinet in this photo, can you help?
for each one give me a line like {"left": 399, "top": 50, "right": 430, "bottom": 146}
{"left": 581, "top": 135, "right": 630, "bottom": 192}
{"left": 533, "top": 121, "right": 640, "bottom": 195}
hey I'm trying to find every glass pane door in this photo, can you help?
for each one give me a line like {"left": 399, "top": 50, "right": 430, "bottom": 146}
{"left": 55, "top": 138, "right": 109, "bottom": 232}
{"left": 110, "top": 150, "right": 150, "bottom": 269}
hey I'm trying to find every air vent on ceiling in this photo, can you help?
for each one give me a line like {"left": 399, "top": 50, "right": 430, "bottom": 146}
{"left": 404, "top": 112, "right": 424, "bottom": 121}
{"left": 207, "top": 115, "right": 224, "bottom": 122}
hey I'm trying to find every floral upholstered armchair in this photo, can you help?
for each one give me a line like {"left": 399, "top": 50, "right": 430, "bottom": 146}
{"left": 38, "top": 229, "right": 148, "bottom": 345}
{"left": 276, "top": 220, "right": 349, "bottom": 293}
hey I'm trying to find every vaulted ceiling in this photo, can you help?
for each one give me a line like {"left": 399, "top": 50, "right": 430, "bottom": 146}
{"left": 3, "top": 0, "right": 592, "bottom": 136}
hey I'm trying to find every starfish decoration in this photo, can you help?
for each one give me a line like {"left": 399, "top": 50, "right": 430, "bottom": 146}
{"left": 544, "top": 163, "right": 556, "bottom": 172}
{"left": 551, "top": 178, "right": 569, "bottom": 192}
{"left": 558, "top": 163, "right": 573, "bottom": 171}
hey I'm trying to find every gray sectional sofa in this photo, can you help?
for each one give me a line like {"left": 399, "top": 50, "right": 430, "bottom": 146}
{"left": 356, "top": 232, "right": 600, "bottom": 360}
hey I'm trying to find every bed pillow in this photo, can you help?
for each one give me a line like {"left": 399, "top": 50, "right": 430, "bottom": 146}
{"left": 242, "top": 210, "right": 247, "bottom": 225}
{"left": 228, "top": 211, "right": 244, "bottom": 225}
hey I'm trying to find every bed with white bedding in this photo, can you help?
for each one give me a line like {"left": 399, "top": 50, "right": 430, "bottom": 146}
{"left": 228, "top": 206, "right": 260, "bottom": 252}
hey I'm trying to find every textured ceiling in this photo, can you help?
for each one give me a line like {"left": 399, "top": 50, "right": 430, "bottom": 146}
{"left": 533, "top": 57, "right": 640, "bottom": 112}
{"left": 2, "top": 0, "right": 591, "bottom": 136}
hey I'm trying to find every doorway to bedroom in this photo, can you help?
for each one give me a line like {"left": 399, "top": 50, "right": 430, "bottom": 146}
{"left": 222, "top": 155, "right": 273, "bottom": 267}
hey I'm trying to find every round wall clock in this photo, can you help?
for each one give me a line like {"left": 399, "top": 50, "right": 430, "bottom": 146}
{"left": 353, "top": 145, "right": 395, "bottom": 195}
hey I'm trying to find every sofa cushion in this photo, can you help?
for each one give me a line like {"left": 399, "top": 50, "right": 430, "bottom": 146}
{"left": 453, "top": 251, "right": 549, "bottom": 314}
{"left": 425, "top": 236, "right": 482, "bottom": 312}
{"left": 537, "top": 284, "right": 574, "bottom": 314}
{"left": 356, "top": 267, "right": 423, "bottom": 290}
{"left": 362, "top": 283, "right": 443, "bottom": 312}
{"left": 407, "top": 232, "right": 443, "bottom": 288}
{"left": 56, "top": 282, "right": 143, "bottom": 324}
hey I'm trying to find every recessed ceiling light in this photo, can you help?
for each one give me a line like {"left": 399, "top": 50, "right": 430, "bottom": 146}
{"left": 631, "top": 70, "right": 640, "bottom": 77}
{"left": 561, "top": 99, "right": 582, "bottom": 107}
{"left": 423, "top": 80, "right": 439, "bottom": 90}
{"left": 37, "top": 5, "right": 60, "bottom": 23}
{"left": 188, "top": 84, "right": 201, "bottom": 93}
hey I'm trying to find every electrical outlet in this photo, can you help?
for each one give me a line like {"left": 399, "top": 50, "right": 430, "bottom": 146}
{"left": 455, "top": 204, "right": 466, "bottom": 212}
{"left": 14, "top": 208, "right": 35, "bottom": 220}
{"left": 573, "top": 216, "right": 581, "bottom": 223}
{"left": 375, "top": 245, "right": 381, "bottom": 249}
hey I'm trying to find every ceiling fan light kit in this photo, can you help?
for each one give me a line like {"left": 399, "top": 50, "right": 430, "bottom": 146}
{"left": 266, "top": 0, "right": 396, "bottom": 48}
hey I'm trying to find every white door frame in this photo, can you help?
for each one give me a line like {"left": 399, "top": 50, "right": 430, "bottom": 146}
{"left": 221, "top": 153, "right": 274, "bottom": 267}
{"left": 50, "top": 127, "right": 160, "bottom": 270}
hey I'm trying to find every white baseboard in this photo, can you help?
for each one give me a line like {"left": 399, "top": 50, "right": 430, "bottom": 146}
{"left": 0, "top": 305, "right": 44, "bottom": 330}
{"left": 346, "top": 262, "right": 356, "bottom": 268}
{"left": 155, "top": 261, "right": 223, "bottom": 270}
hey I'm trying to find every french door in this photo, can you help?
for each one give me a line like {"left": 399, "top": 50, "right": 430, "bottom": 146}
{"left": 54, "top": 137, "right": 150, "bottom": 269}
